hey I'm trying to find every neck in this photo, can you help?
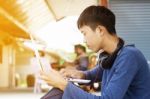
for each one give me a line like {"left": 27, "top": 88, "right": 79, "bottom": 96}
{"left": 102, "top": 35, "right": 119, "bottom": 54}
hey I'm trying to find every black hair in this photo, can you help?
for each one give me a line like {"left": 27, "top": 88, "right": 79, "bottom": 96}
{"left": 74, "top": 44, "right": 86, "bottom": 52}
{"left": 77, "top": 5, "right": 116, "bottom": 34}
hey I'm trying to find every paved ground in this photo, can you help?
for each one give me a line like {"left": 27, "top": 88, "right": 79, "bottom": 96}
{"left": 0, "top": 93, "right": 45, "bottom": 99}
{"left": 0, "top": 87, "right": 46, "bottom": 99}
{"left": 0, "top": 87, "right": 100, "bottom": 99}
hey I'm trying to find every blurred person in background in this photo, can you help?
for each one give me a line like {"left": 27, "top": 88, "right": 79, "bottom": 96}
{"left": 74, "top": 44, "right": 89, "bottom": 71}
{"left": 63, "top": 44, "right": 89, "bottom": 71}
{"left": 88, "top": 54, "right": 97, "bottom": 69}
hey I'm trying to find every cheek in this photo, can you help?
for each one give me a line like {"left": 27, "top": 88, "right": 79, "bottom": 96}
{"left": 85, "top": 35, "right": 93, "bottom": 44}
{"left": 91, "top": 36, "right": 102, "bottom": 51}
{"left": 86, "top": 36, "right": 96, "bottom": 49}
{"left": 84, "top": 35, "right": 89, "bottom": 42}
{"left": 96, "top": 38, "right": 103, "bottom": 51}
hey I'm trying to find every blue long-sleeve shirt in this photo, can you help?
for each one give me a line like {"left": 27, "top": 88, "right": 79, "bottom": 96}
{"left": 62, "top": 45, "right": 150, "bottom": 99}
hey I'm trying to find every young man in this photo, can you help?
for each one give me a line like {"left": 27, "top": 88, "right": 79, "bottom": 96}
{"left": 40, "top": 5, "right": 150, "bottom": 99}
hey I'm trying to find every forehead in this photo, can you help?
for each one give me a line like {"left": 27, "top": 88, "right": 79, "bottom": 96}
{"left": 79, "top": 25, "right": 92, "bottom": 33}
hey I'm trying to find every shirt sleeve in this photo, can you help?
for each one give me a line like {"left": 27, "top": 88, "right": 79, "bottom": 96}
{"left": 101, "top": 51, "right": 139, "bottom": 99}
{"left": 62, "top": 50, "right": 139, "bottom": 99}
{"left": 84, "top": 64, "right": 103, "bottom": 82}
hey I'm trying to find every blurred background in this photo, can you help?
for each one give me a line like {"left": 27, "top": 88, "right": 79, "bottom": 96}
{"left": 0, "top": 0, "right": 150, "bottom": 99}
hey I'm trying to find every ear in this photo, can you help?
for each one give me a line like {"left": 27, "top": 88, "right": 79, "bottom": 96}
{"left": 95, "top": 25, "right": 104, "bottom": 36}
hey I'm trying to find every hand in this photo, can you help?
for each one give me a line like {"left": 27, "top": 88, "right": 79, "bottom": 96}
{"left": 40, "top": 69, "right": 68, "bottom": 91}
{"left": 60, "top": 68, "right": 85, "bottom": 79}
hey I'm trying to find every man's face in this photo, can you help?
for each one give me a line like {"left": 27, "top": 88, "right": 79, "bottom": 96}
{"left": 79, "top": 25, "right": 103, "bottom": 52}
{"left": 74, "top": 47, "right": 80, "bottom": 56}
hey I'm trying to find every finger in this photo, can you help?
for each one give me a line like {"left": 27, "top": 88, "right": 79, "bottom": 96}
{"left": 39, "top": 76, "right": 52, "bottom": 86}
{"left": 39, "top": 74, "right": 50, "bottom": 81}
{"left": 70, "top": 74, "right": 75, "bottom": 78}
{"left": 60, "top": 69, "right": 65, "bottom": 74}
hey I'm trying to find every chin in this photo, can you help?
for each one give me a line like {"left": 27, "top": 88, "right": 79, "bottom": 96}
{"left": 95, "top": 50, "right": 99, "bottom": 53}
{"left": 95, "top": 48, "right": 102, "bottom": 53}
{"left": 92, "top": 49, "right": 99, "bottom": 53}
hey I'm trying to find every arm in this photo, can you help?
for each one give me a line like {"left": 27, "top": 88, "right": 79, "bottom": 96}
{"left": 62, "top": 51, "right": 139, "bottom": 99}
{"left": 84, "top": 64, "right": 103, "bottom": 82}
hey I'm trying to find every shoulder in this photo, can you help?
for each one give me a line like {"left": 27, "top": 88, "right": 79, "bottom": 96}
{"left": 115, "top": 44, "right": 147, "bottom": 68}
{"left": 119, "top": 45, "right": 143, "bottom": 59}
{"left": 111, "top": 45, "right": 141, "bottom": 73}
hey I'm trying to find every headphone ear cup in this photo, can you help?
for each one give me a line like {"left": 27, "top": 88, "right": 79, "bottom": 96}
{"left": 99, "top": 38, "right": 124, "bottom": 69}
{"left": 99, "top": 52, "right": 109, "bottom": 68}
{"left": 101, "top": 55, "right": 116, "bottom": 69}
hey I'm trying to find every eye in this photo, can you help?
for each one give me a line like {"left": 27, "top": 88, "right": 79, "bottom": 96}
{"left": 81, "top": 30, "right": 87, "bottom": 36}
{"left": 82, "top": 32, "right": 86, "bottom": 36}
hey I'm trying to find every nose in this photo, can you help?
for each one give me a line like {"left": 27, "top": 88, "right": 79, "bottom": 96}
{"left": 83, "top": 39, "right": 88, "bottom": 47}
